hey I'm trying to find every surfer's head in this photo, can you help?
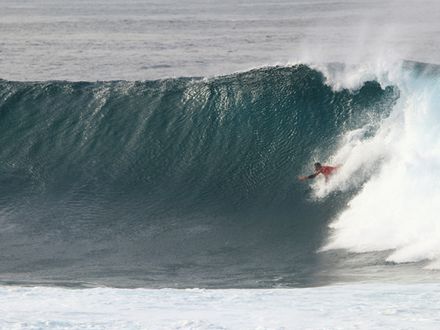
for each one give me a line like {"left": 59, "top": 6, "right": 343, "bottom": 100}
{"left": 314, "top": 162, "right": 322, "bottom": 171}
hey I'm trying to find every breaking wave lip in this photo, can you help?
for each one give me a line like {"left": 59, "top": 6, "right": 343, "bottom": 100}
{"left": 311, "top": 59, "right": 440, "bottom": 270}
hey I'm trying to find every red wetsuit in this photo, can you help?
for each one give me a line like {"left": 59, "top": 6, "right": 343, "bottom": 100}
{"left": 319, "top": 165, "right": 337, "bottom": 178}
{"left": 307, "top": 165, "right": 339, "bottom": 179}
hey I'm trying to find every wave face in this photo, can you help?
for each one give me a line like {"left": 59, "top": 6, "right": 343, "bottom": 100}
{"left": 0, "top": 65, "right": 400, "bottom": 287}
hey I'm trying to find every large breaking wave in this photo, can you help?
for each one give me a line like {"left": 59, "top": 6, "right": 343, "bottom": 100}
{"left": 1, "top": 62, "right": 438, "bottom": 287}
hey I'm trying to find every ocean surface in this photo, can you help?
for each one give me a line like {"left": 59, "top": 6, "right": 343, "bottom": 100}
{"left": 2, "top": 0, "right": 440, "bottom": 328}
{"left": 2, "top": 0, "right": 440, "bottom": 81}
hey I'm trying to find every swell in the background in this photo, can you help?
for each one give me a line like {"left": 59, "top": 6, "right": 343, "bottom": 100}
{"left": 0, "top": 65, "right": 398, "bottom": 287}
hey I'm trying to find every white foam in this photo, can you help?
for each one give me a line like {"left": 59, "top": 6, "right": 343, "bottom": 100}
{"left": 1, "top": 284, "right": 440, "bottom": 329}
{"left": 315, "top": 60, "right": 440, "bottom": 268}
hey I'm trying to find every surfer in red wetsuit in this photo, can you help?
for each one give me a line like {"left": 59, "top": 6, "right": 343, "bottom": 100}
{"left": 298, "top": 162, "right": 340, "bottom": 181}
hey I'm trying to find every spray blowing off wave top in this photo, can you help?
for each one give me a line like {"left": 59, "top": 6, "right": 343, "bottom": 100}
{"left": 0, "top": 65, "right": 400, "bottom": 287}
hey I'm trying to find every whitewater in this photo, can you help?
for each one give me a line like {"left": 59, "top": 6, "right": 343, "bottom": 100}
{"left": 308, "top": 60, "right": 440, "bottom": 271}
{"left": 2, "top": 0, "right": 440, "bottom": 328}
{"left": 2, "top": 284, "right": 440, "bottom": 329}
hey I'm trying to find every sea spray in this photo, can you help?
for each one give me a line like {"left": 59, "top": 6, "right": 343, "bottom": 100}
{"left": 321, "top": 62, "right": 440, "bottom": 269}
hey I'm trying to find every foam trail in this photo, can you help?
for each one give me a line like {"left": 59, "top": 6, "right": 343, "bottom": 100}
{"left": 2, "top": 284, "right": 440, "bottom": 329}
{"left": 321, "top": 62, "right": 440, "bottom": 268}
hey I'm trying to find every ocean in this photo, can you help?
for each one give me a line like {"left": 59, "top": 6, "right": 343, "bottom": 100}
{"left": 1, "top": 0, "right": 440, "bottom": 328}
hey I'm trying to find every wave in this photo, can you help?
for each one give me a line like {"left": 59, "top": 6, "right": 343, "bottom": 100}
{"left": 0, "top": 62, "right": 430, "bottom": 287}
{"left": 0, "top": 65, "right": 397, "bottom": 207}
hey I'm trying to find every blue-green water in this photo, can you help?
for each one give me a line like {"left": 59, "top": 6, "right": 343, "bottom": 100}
{"left": 0, "top": 65, "right": 401, "bottom": 287}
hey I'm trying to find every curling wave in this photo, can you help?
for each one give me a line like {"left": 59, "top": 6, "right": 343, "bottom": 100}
{"left": 0, "top": 64, "right": 406, "bottom": 287}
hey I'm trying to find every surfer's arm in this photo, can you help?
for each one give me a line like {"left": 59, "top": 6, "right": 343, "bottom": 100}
{"left": 307, "top": 172, "right": 319, "bottom": 179}
{"left": 298, "top": 172, "right": 319, "bottom": 181}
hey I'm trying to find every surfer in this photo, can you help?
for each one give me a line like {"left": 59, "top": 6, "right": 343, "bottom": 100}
{"left": 298, "top": 162, "right": 340, "bottom": 181}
